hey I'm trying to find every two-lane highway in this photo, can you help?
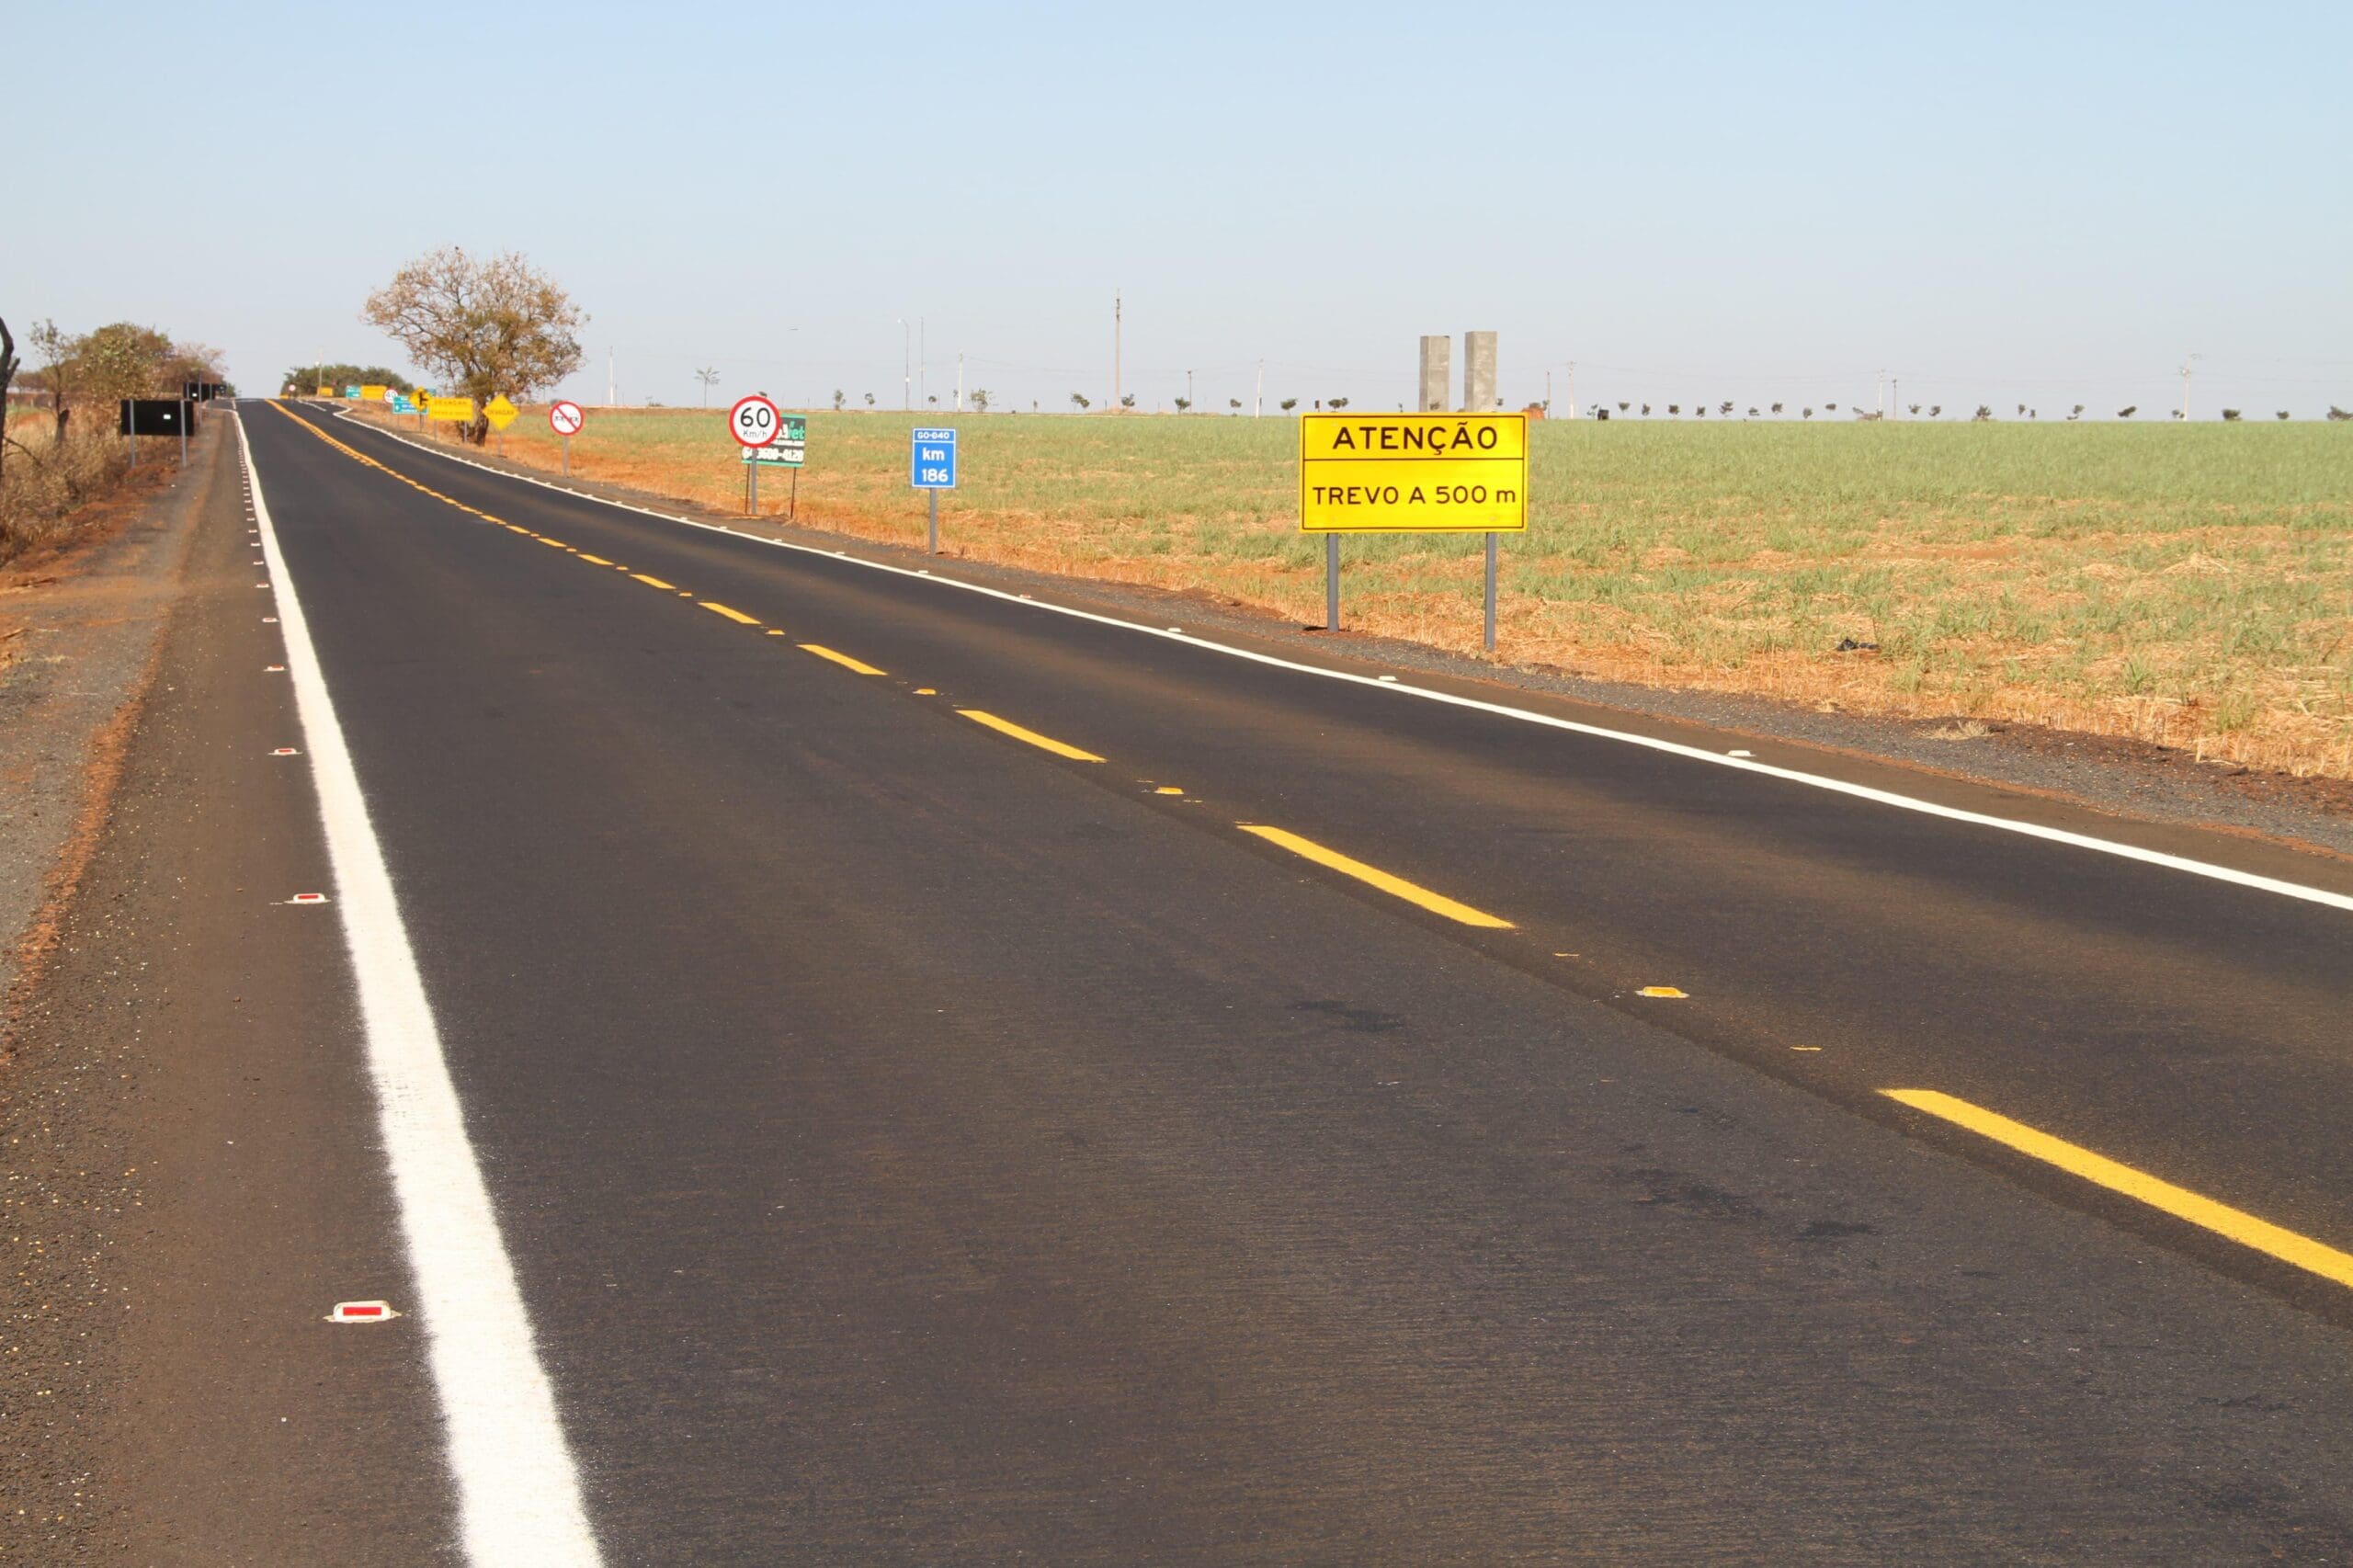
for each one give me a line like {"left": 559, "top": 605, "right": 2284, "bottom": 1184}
{"left": 155, "top": 400, "right": 2353, "bottom": 1560}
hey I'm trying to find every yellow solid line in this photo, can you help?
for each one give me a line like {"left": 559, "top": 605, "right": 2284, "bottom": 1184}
{"left": 631, "top": 574, "right": 677, "bottom": 590}
{"left": 701, "top": 601, "right": 760, "bottom": 625}
{"left": 956, "top": 709, "right": 1104, "bottom": 761}
{"left": 800, "top": 644, "right": 887, "bottom": 676}
{"left": 577, "top": 553, "right": 614, "bottom": 566}
{"left": 1234, "top": 824, "right": 1515, "bottom": 928}
{"left": 1882, "top": 1089, "right": 2353, "bottom": 1291}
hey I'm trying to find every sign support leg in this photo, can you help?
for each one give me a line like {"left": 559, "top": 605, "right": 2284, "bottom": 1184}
{"left": 927, "top": 489, "right": 938, "bottom": 555}
{"left": 790, "top": 467, "right": 798, "bottom": 523}
{"left": 178, "top": 399, "right": 188, "bottom": 467}
{"left": 1483, "top": 532, "right": 1498, "bottom": 654}
{"left": 562, "top": 434, "right": 570, "bottom": 477}
{"left": 749, "top": 459, "right": 759, "bottom": 517}
{"left": 1324, "top": 534, "right": 1339, "bottom": 631}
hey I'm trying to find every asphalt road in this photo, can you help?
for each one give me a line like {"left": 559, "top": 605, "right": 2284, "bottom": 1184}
{"left": 63, "top": 401, "right": 2353, "bottom": 1562}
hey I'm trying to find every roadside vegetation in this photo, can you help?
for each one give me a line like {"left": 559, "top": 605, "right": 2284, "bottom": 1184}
{"left": 346, "top": 403, "right": 2352, "bottom": 779}
{"left": 1, "top": 317, "right": 228, "bottom": 563}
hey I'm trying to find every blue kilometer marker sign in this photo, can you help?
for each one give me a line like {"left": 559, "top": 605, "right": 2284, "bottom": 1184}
{"left": 911, "top": 427, "right": 958, "bottom": 489}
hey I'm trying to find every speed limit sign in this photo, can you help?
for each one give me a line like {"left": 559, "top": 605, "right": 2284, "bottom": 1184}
{"left": 730, "top": 393, "right": 782, "bottom": 448}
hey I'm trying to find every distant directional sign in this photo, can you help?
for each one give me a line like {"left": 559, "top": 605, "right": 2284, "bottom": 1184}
{"left": 344, "top": 385, "right": 361, "bottom": 399}
{"left": 742, "top": 415, "right": 805, "bottom": 465}
{"left": 483, "top": 394, "right": 519, "bottom": 431}
{"left": 910, "top": 426, "right": 958, "bottom": 489}
{"left": 548, "top": 401, "right": 585, "bottom": 436}
{"left": 731, "top": 393, "right": 783, "bottom": 448}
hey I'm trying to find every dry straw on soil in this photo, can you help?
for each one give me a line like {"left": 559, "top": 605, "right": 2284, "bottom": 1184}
{"left": 355, "top": 403, "right": 2353, "bottom": 779}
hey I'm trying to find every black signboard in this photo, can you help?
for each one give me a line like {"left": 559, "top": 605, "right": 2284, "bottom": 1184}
{"left": 119, "top": 399, "right": 195, "bottom": 436}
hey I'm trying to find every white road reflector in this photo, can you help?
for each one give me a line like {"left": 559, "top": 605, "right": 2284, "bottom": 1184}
{"left": 328, "top": 1300, "right": 403, "bottom": 1324}
{"left": 271, "top": 747, "right": 301, "bottom": 756}
{"left": 286, "top": 892, "right": 330, "bottom": 904}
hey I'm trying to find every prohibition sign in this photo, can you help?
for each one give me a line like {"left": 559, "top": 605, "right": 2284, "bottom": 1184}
{"left": 730, "top": 393, "right": 782, "bottom": 448}
{"left": 548, "top": 401, "right": 585, "bottom": 436}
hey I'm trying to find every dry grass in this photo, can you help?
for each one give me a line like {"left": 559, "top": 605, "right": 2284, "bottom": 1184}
{"left": 0, "top": 413, "right": 143, "bottom": 563}
{"left": 348, "top": 403, "right": 2353, "bottom": 778}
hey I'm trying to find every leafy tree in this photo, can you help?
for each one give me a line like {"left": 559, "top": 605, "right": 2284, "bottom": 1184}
{"left": 1279, "top": 398, "right": 1298, "bottom": 412}
{"left": 927, "top": 394, "right": 938, "bottom": 405}
{"left": 1173, "top": 397, "right": 1190, "bottom": 413}
{"left": 2017, "top": 403, "right": 2027, "bottom": 417}
{"left": 364, "top": 247, "right": 585, "bottom": 445}
{"left": 1908, "top": 403, "right": 1921, "bottom": 415}
{"left": 2221, "top": 407, "right": 2243, "bottom": 421}
{"left": 865, "top": 392, "right": 877, "bottom": 406}
{"left": 1695, "top": 404, "right": 1706, "bottom": 417}
{"left": 2070, "top": 403, "right": 2086, "bottom": 420}
{"left": 1719, "top": 401, "right": 1733, "bottom": 416}
{"left": 1747, "top": 407, "right": 1758, "bottom": 417}
{"left": 1120, "top": 393, "right": 1137, "bottom": 408}
{"left": 1070, "top": 392, "right": 1090, "bottom": 409}
{"left": 1973, "top": 404, "right": 1994, "bottom": 421}
{"left": 1667, "top": 403, "right": 1679, "bottom": 415}
{"left": 833, "top": 389, "right": 846, "bottom": 411}
{"left": 1824, "top": 403, "right": 1837, "bottom": 412}
{"left": 1771, "top": 403, "right": 1783, "bottom": 415}
{"left": 0, "top": 317, "right": 16, "bottom": 485}
{"left": 971, "top": 389, "right": 990, "bottom": 413}
{"left": 1640, "top": 403, "right": 1651, "bottom": 415}
{"left": 1229, "top": 398, "right": 1242, "bottom": 413}
{"left": 2330, "top": 406, "right": 2352, "bottom": 421}
{"left": 1802, "top": 407, "right": 1813, "bottom": 418}
{"left": 694, "top": 366, "right": 721, "bottom": 406}
{"left": 2277, "top": 410, "right": 2290, "bottom": 420}
{"left": 279, "top": 361, "right": 410, "bottom": 395}
{"left": 1618, "top": 402, "right": 1630, "bottom": 412}
{"left": 1328, "top": 397, "right": 1349, "bottom": 409}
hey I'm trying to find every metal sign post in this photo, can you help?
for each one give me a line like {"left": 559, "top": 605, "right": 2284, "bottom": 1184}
{"left": 549, "top": 402, "right": 584, "bottom": 475}
{"left": 910, "top": 426, "right": 958, "bottom": 555}
{"left": 730, "top": 393, "right": 783, "bottom": 516}
{"left": 1325, "top": 536, "right": 1340, "bottom": 631}
{"left": 1483, "top": 533, "right": 1498, "bottom": 653}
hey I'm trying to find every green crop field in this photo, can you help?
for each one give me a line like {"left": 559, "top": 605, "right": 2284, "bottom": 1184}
{"left": 360, "top": 404, "right": 2353, "bottom": 778}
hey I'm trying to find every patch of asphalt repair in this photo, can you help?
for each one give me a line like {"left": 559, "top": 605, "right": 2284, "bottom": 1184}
{"left": 347, "top": 411, "right": 2353, "bottom": 862}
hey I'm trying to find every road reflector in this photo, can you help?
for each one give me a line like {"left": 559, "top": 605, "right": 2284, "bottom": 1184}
{"left": 327, "top": 1300, "right": 402, "bottom": 1324}
{"left": 270, "top": 747, "right": 300, "bottom": 756}
{"left": 286, "top": 892, "right": 330, "bottom": 905}
{"left": 1155, "top": 786, "right": 1185, "bottom": 795}
{"left": 1637, "top": 986, "right": 1688, "bottom": 998}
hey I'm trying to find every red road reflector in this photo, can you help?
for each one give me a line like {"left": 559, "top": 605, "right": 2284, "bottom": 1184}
{"left": 265, "top": 665, "right": 286, "bottom": 672}
{"left": 271, "top": 747, "right": 300, "bottom": 756}
{"left": 327, "top": 1300, "right": 402, "bottom": 1324}
{"left": 263, "top": 617, "right": 278, "bottom": 623}
{"left": 286, "top": 892, "right": 329, "bottom": 904}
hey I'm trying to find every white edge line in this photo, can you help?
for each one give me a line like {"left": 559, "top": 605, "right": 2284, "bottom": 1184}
{"left": 242, "top": 411, "right": 605, "bottom": 1565}
{"left": 320, "top": 403, "right": 2353, "bottom": 915}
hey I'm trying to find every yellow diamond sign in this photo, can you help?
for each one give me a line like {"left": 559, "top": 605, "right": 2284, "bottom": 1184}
{"left": 483, "top": 395, "right": 519, "bottom": 431}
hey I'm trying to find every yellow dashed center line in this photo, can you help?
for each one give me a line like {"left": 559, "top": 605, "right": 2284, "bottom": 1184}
{"left": 538, "top": 537, "right": 570, "bottom": 549}
{"left": 631, "top": 574, "right": 677, "bottom": 590}
{"left": 1883, "top": 1088, "right": 2353, "bottom": 1291}
{"left": 955, "top": 710, "right": 1103, "bottom": 761}
{"left": 701, "top": 601, "right": 761, "bottom": 625}
{"left": 1234, "top": 824, "right": 1515, "bottom": 928}
{"left": 801, "top": 644, "right": 887, "bottom": 676}
{"left": 578, "top": 553, "right": 615, "bottom": 566}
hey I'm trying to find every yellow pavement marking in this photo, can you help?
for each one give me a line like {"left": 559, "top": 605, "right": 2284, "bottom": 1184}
{"left": 913, "top": 687, "right": 937, "bottom": 696}
{"left": 631, "top": 574, "right": 677, "bottom": 590}
{"left": 1234, "top": 824, "right": 1515, "bottom": 928}
{"left": 537, "top": 537, "right": 569, "bottom": 549}
{"left": 578, "top": 553, "right": 615, "bottom": 566}
{"left": 1636, "top": 985, "right": 1688, "bottom": 998}
{"left": 957, "top": 709, "right": 1104, "bottom": 761}
{"left": 764, "top": 629, "right": 786, "bottom": 636}
{"left": 801, "top": 644, "right": 887, "bottom": 676}
{"left": 1883, "top": 1088, "right": 2353, "bottom": 1291}
{"left": 700, "top": 601, "right": 761, "bottom": 625}
{"left": 1154, "top": 786, "right": 1185, "bottom": 795}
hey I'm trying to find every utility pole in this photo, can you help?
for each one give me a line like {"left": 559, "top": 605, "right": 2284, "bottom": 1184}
{"left": 1892, "top": 376, "right": 1900, "bottom": 417}
{"left": 919, "top": 318, "right": 926, "bottom": 407}
{"left": 956, "top": 351, "right": 964, "bottom": 413}
{"left": 1113, "top": 290, "right": 1122, "bottom": 410}
{"left": 898, "top": 319, "right": 910, "bottom": 411}
{"left": 607, "top": 347, "right": 616, "bottom": 407}
{"left": 1255, "top": 358, "right": 1264, "bottom": 416}
{"left": 1545, "top": 369, "right": 1552, "bottom": 415}
{"left": 2180, "top": 352, "right": 2201, "bottom": 421}
{"left": 1565, "top": 361, "right": 1576, "bottom": 420}
{"left": 1877, "top": 369, "right": 1885, "bottom": 417}
{"left": 1187, "top": 369, "right": 1194, "bottom": 411}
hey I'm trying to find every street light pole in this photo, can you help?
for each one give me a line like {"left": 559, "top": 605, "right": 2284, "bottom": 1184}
{"left": 898, "top": 319, "right": 910, "bottom": 411}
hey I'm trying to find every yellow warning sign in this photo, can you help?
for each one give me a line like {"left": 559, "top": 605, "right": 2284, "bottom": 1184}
{"left": 315, "top": 385, "right": 333, "bottom": 399}
{"left": 1298, "top": 412, "right": 1528, "bottom": 532}
{"left": 483, "top": 394, "right": 519, "bottom": 431}
{"left": 426, "top": 395, "right": 477, "bottom": 423}
{"left": 359, "top": 383, "right": 390, "bottom": 403}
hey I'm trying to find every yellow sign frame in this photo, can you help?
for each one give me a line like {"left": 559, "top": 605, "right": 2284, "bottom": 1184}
{"left": 1298, "top": 411, "right": 1528, "bottom": 533}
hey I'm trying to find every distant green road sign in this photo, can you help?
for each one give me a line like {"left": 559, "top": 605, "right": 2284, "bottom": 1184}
{"left": 742, "top": 415, "right": 806, "bottom": 466}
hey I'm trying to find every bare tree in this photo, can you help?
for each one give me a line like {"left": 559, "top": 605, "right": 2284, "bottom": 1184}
{"left": 363, "top": 247, "right": 585, "bottom": 444}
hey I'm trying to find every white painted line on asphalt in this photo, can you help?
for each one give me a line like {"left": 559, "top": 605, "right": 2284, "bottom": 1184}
{"left": 329, "top": 406, "right": 2353, "bottom": 915}
{"left": 238, "top": 414, "right": 604, "bottom": 1567}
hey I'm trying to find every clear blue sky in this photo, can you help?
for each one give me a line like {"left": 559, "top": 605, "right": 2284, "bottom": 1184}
{"left": 7, "top": 2, "right": 2348, "bottom": 418}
